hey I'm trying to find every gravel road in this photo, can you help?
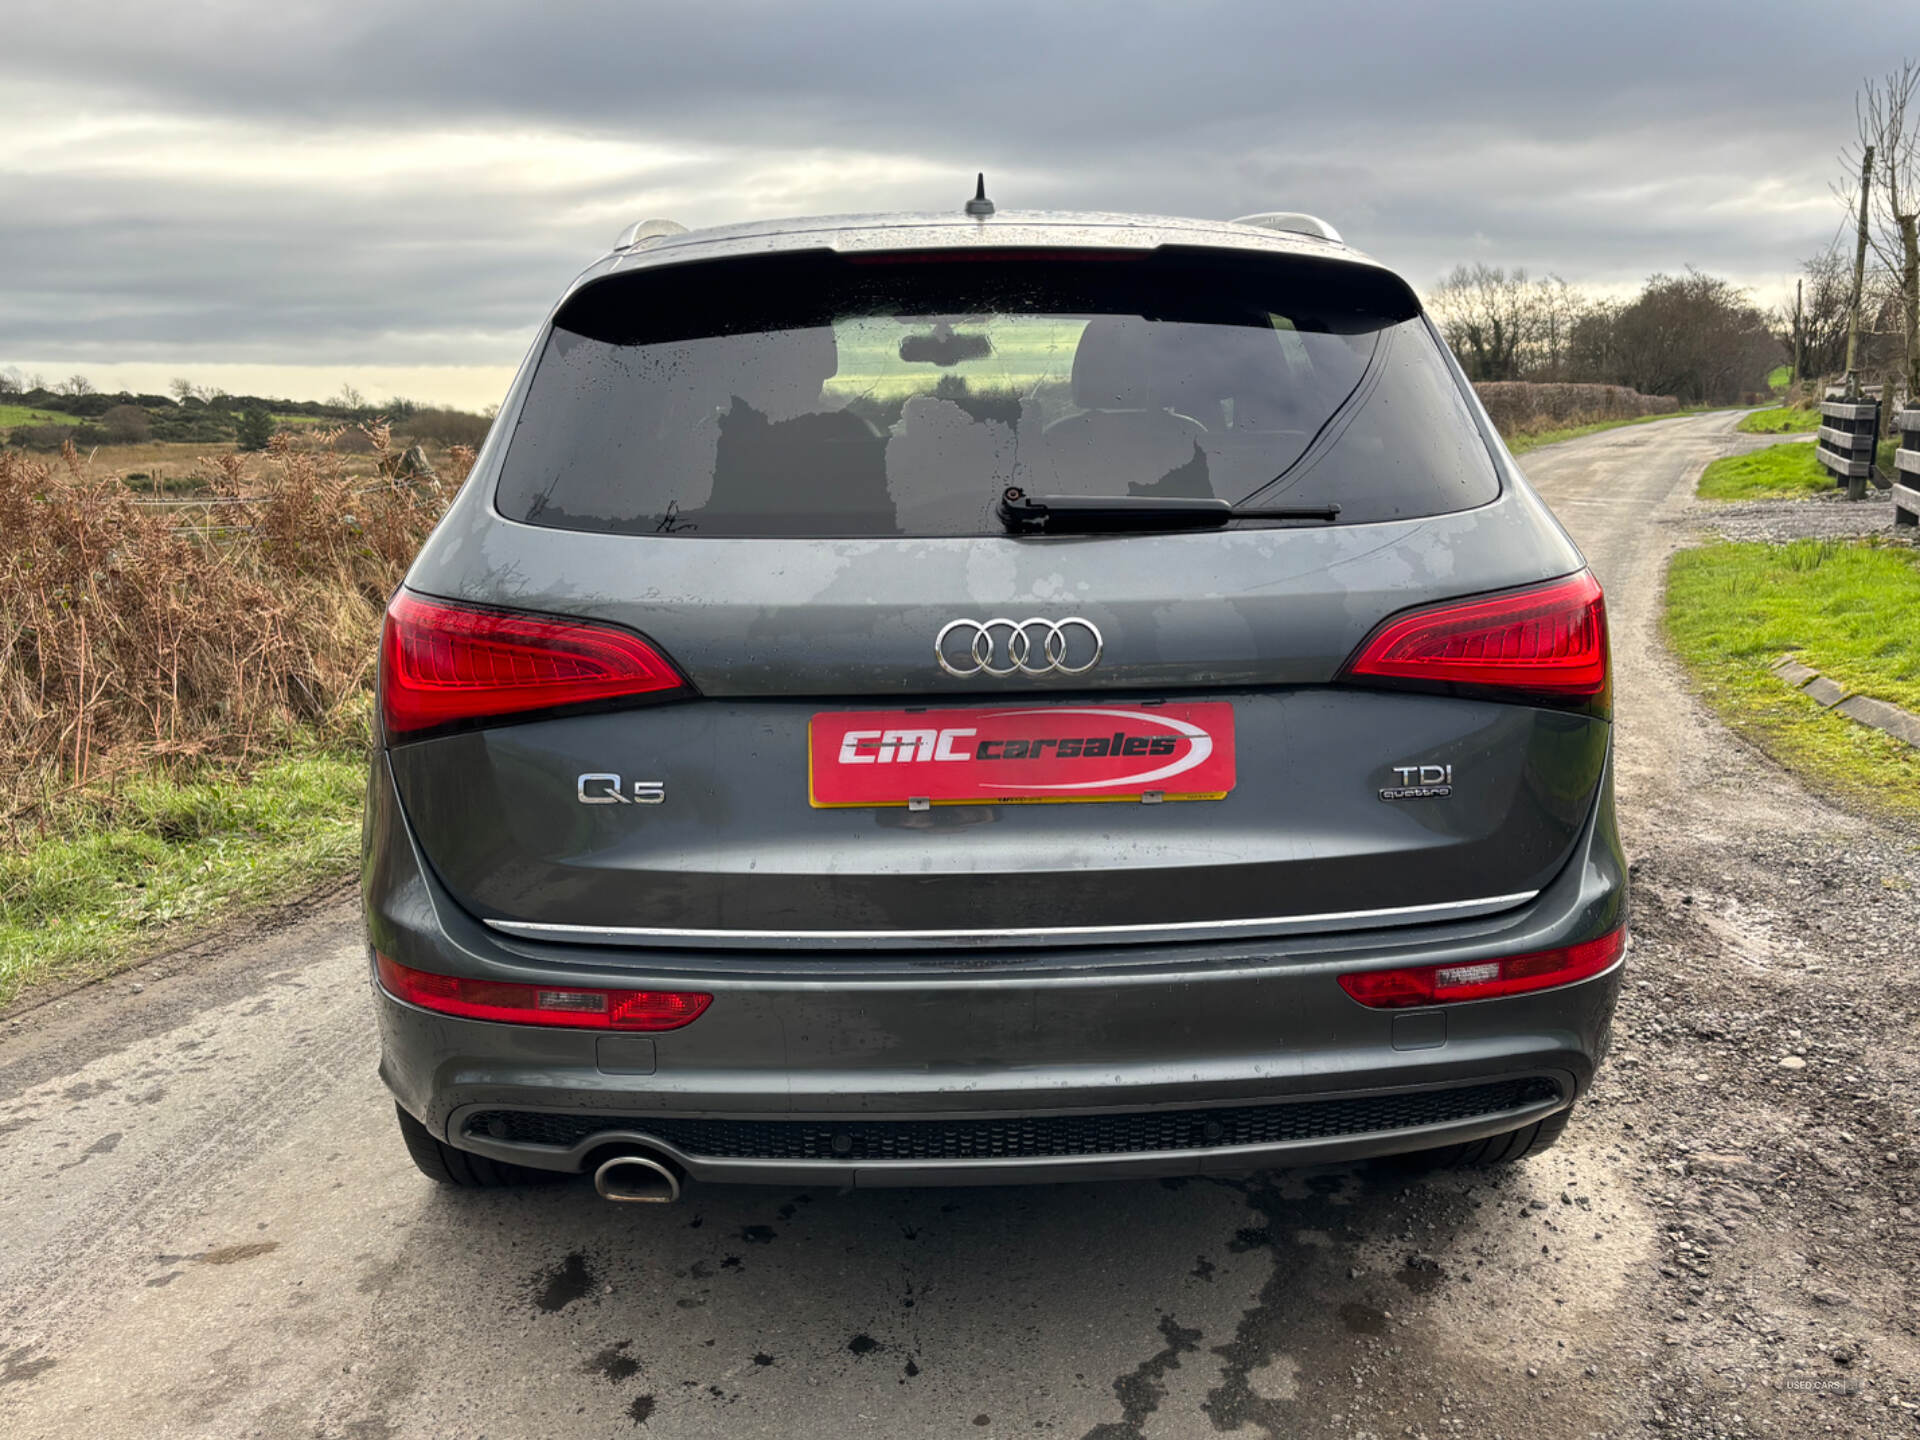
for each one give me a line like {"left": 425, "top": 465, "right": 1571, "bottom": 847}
{"left": 2, "top": 411, "right": 1917, "bottom": 1439}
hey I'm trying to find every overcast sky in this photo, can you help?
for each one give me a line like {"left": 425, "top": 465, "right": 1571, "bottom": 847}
{"left": 4, "top": 0, "right": 1916, "bottom": 409}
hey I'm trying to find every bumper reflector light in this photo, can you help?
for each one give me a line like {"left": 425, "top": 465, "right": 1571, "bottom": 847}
{"left": 1338, "top": 928, "right": 1625, "bottom": 1009}
{"left": 375, "top": 954, "right": 711, "bottom": 1031}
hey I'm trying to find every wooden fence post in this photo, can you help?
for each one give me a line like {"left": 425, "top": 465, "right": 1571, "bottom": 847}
{"left": 1818, "top": 395, "right": 1882, "bottom": 499}
{"left": 1844, "top": 146, "right": 1875, "bottom": 398}
{"left": 1894, "top": 404, "right": 1920, "bottom": 527}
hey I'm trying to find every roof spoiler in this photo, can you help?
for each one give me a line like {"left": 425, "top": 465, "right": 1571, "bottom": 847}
{"left": 1231, "top": 212, "right": 1342, "bottom": 243}
{"left": 612, "top": 218, "right": 689, "bottom": 251}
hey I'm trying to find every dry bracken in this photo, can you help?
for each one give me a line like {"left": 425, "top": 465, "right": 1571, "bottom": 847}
{"left": 0, "top": 429, "right": 462, "bottom": 827}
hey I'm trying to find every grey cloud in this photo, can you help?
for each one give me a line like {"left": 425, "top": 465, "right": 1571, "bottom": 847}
{"left": 4, "top": 1, "right": 1876, "bottom": 146}
{"left": 2, "top": 0, "right": 1916, "bottom": 375}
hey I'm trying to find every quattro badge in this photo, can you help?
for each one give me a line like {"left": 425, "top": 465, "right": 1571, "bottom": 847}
{"left": 1380, "top": 764, "right": 1453, "bottom": 801}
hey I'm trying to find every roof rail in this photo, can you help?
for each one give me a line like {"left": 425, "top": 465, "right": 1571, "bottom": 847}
{"left": 613, "top": 218, "right": 690, "bottom": 251}
{"left": 1230, "top": 212, "right": 1342, "bottom": 243}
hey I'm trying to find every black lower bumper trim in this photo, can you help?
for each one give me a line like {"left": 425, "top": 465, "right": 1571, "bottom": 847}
{"left": 465, "top": 1078, "right": 1562, "bottom": 1163}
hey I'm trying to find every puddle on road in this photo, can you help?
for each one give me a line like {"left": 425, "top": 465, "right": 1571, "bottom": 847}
{"left": 531, "top": 1249, "right": 597, "bottom": 1312}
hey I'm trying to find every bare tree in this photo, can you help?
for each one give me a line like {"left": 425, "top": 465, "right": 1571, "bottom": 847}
{"left": 1427, "top": 267, "right": 1598, "bottom": 381}
{"left": 332, "top": 382, "right": 367, "bottom": 413}
{"left": 55, "top": 374, "right": 96, "bottom": 397}
{"left": 168, "top": 376, "right": 208, "bottom": 404}
{"left": 1846, "top": 61, "right": 1920, "bottom": 399}
{"left": 1430, "top": 261, "right": 1784, "bottom": 398}
{"left": 1532, "top": 275, "right": 1586, "bottom": 381}
{"left": 1777, "top": 241, "right": 1860, "bottom": 382}
{"left": 1427, "top": 264, "right": 1538, "bottom": 381}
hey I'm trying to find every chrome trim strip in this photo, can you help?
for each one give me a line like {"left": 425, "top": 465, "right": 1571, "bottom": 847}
{"left": 483, "top": 890, "right": 1539, "bottom": 951}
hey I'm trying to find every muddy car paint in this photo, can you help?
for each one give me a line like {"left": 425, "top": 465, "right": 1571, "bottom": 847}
{"left": 364, "top": 208, "right": 1625, "bottom": 1187}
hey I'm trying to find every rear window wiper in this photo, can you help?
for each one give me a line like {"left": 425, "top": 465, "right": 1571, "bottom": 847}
{"left": 997, "top": 487, "right": 1339, "bottom": 534}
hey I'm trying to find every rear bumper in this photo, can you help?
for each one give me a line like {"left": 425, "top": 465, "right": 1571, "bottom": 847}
{"left": 440, "top": 1075, "right": 1571, "bottom": 1186}
{"left": 363, "top": 743, "right": 1625, "bottom": 1186}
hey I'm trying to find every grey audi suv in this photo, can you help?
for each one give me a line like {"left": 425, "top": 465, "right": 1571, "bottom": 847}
{"left": 364, "top": 196, "right": 1624, "bottom": 1201}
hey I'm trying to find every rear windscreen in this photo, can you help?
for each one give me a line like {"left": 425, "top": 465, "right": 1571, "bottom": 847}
{"left": 496, "top": 251, "right": 1498, "bottom": 537}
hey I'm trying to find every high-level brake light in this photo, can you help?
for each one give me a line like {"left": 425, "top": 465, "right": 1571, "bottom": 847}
{"left": 1337, "top": 928, "right": 1626, "bottom": 1009}
{"left": 1340, "top": 571, "right": 1609, "bottom": 712}
{"left": 380, "top": 591, "right": 691, "bottom": 739}
{"left": 375, "top": 955, "right": 711, "bottom": 1031}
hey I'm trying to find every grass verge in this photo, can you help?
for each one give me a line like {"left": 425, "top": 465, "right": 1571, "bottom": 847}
{"left": 1506, "top": 408, "right": 1716, "bottom": 456}
{"left": 0, "top": 746, "right": 364, "bottom": 1010}
{"left": 1664, "top": 539, "right": 1920, "bottom": 825}
{"left": 0, "top": 404, "right": 85, "bottom": 429}
{"left": 1736, "top": 406, "right": 1819, "bottom": 435}
{"left": 1697, "top": 442, "right": 1829, "bottom": 500}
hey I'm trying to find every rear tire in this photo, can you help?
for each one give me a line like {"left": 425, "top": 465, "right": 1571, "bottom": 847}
{"left": 1398, "top": 1104, "right": 1575, "bottom": 1170}
{"left": 394, "top": 1104, "right": 559, "bottom": 1188}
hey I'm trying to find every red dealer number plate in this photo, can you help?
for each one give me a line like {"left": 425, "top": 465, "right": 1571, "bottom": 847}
{"left": 808, "top": 703, "right": 1237, "bottom": 807}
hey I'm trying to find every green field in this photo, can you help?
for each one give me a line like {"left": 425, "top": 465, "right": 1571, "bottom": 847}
{"left": 1, "top": 405, "right": 348, "bottom": 440}
{"left": 0, "top": 745, "right": 364, "bottom": 1009}
{"left": 1697, "top": 442, "right": 1829, "bottom": 500}
{"left": 1766, "top": 364, "right": 1792, "bottom": 389}
{"left": 825, "top": 317, "right": 1084, "bottom": 403}
{"left": 0, "top": 404, "right": 85, "bottom": 429}
{"left": 1736, "top": 406, "right": 1819, "bottom": 434}
{"left": 823, "top": 314, "right": 1321, "bottom": 405}
{"left": 1664, "top": 540, "right": 1920, "bottom": 822}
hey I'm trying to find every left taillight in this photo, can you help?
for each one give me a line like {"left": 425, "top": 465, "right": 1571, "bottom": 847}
{"left": 1337, "top": 928, "right": 1625, "bottom": 1009}
{"left": 375, "top": 954, "right": 711, "bottom": 1031}
{"left": 1339, "top": 570, "right": 1609, "bottom": 714}
{"left": 380, "top": 591, "right": 692, "bottom": 740}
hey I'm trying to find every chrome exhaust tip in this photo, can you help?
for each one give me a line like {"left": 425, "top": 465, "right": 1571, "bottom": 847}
{"left": 593, "top": 1153, "right": 682, "bottom": 1204}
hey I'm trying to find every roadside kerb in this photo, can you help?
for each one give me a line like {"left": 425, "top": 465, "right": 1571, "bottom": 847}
{"left": 1769, "top": 654, "right": 1920, "bottom": 749}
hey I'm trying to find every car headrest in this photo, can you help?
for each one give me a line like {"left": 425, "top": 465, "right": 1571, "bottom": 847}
{"left": 1156, "top": 321, "right": 1300, "bottom": 429}
{"left": 729, "top": 324, "right": 840, "bottom": 419}
{"left": 1071, "top": 316, "right": 1156, "bottom": 410}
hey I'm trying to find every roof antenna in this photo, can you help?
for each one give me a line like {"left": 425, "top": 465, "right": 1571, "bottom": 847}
{"left": 965, "top": 173, "right": 995, "bottom": 217}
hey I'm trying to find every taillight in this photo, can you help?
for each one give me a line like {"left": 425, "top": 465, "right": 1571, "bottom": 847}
{"left": 375, "top": 954, "right": 711, "bottom": 1031}
{"left": 380, "top": 591, "right": 691, "bottom": 739}
{"left": 1337, "top": 928, "right": 1625, "bottom": 1009}
{"left": 1340, "top": 571, "right": 1609, "bottom": 712}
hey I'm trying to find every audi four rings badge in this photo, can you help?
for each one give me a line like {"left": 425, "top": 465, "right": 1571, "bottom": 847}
{"left": 935, "top": 617, "right": 1103, "bottom": 677}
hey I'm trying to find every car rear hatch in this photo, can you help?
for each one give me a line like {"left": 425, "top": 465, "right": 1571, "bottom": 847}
{"left": 385, "top": 243, "right": 1607, "bottom": 950}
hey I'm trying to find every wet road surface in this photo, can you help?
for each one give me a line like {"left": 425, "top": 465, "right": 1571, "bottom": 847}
{"left": 5, "top": 411, "right": 1916, "bottom": 1438}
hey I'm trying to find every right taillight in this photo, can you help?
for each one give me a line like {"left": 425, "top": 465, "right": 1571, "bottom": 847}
{"left": 1338, "top": 928, "right": 1626, "bottom": 1008}
{"left": 380, "top": 590, "right": 693, "bottom": 740}
{"left": 1339, "top": 570, "right": 1609, "bottom": 714}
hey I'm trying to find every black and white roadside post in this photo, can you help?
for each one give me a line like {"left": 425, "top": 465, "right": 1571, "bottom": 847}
{"left": 1818, "top": 396, "right": 1882, "bottom": 499}
{"left": 1894, "top": 404, "right": 1920, "bottom": 528}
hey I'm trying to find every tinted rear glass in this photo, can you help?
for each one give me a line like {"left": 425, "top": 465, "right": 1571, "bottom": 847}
{"left": 497, "top": 251, "right": 1497, "bottom": 537}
